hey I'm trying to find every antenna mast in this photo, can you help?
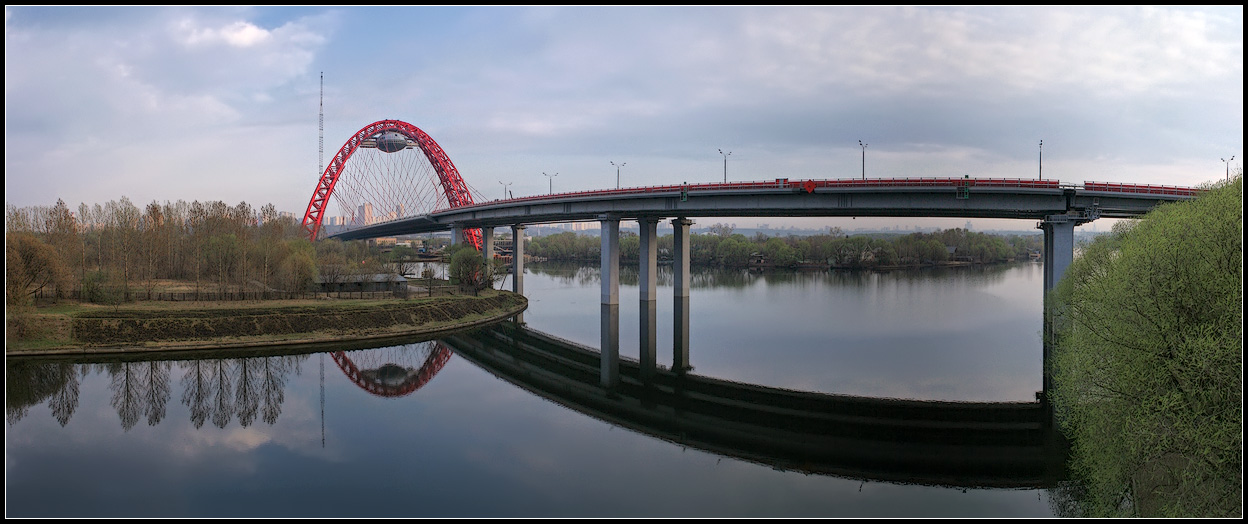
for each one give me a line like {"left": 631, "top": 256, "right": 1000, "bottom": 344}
{"left": 318, "top": 71, "right": 326, "bottom": 450}
{"left": 319, "top": 72, "right": 324, "bottom": 177}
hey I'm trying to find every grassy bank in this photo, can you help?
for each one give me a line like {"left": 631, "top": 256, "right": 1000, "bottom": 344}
{"left": 5, "top": 291, "right": 527, "bottom": 356}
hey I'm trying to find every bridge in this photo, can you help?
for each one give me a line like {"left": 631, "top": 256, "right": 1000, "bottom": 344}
{"left": 302, "top": 119, "right": 1201, "bottom": 391}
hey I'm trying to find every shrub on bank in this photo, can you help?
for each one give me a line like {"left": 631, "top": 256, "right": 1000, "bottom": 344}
{"left": 1049, "top": 175, "right": 1242, "bottom": 517}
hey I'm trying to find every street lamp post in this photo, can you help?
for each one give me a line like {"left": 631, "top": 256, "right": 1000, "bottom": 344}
{"left": 1039, "top": 140, "right": 1043, "bottom": 181}
{"left": 858, "top": 140, "right": 868, "bottom": 180}
{"left": 499, "top": 180, "right": 512, "bottom": 200}
{"left": 718, "top": 149, "right": 731, "bottom": 183}
{"left": 610, "top": 161, "right": 625, "bottom": 189}
{"left": 1223, "top": 156, "right": 1235, "bottom": 181}
{"left": 543, "top": 172, "right": 558, "bottom": 194}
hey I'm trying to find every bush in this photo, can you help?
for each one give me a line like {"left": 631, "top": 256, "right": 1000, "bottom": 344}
{"left": 1050, "top": 175, "right": 1242, "bottom": 517}
{"left": 448, "top": 245, "right": 487, "bottom": 294}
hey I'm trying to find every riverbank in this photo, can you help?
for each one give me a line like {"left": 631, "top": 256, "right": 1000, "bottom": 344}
{"left": 5, "top": 291, "right": 528, "bottom": 359}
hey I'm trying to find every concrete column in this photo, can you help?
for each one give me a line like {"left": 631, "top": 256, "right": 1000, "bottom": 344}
{"left": 672, "top": 218, "right": 692, "bottom": 298}
{"left": 600, "top": 215, "right": 621, "bottom": 388}
{"left": 1039, "top": 215, "right": 1078, "bottom": 406}
{"left": 640, "top": 299, "right": 657, "bottom": 385}
{"left": 601, "top": 303, "right": 620, "bottom": 389}
{"left": 482, "top": 226, "right": 495, "bottom": 259}
{"left": 638, "top": 218, "right": 658, "bottom": 302}
{"left": 451, "top": 225, "right": 464, "bottom": 246}
{"left": 672, "top": 217, "right": 692, "bottom": 373}
{"left": 511, "top": 225, "right": 526, "bottom": 295}
{"left": 481, "top": 226, "right": 495, "bottom": 289}
{"left": 638, "top": 217, "right": 659, "bottom": 384}
{"left": 674, "top": 295, "right": 691, "bottom": 373}
{"left": 600, "top": 216, "right": 620, "bottom": 305}
{"left": 1040, "top": 218, "right": 1075, "bottom": 293}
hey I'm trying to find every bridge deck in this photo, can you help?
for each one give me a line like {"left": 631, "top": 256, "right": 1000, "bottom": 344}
{"left": 330, "top": 178, "right": 1198, "bottom": 240}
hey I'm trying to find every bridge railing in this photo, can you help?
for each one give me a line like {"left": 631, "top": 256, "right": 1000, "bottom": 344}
{"left": 1081, "top": 181, "right": 1203, "bottom": 197}
{"left": 439, "top": 177, "right": 1065, "bottom": 213}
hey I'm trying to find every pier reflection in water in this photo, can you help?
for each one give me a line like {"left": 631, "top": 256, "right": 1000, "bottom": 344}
{"left": 5, "top": 263, "right": 1068, "bottom": 517}
{"left": 442, "top": 320, "right": 1069, "bottom": 490}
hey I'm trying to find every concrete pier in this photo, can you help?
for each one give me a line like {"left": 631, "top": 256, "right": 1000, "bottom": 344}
{"left": 600, "top": 215, "right": 621, "bottom": 388}
{"left": 672, "top": 218, "right": 692, "bottom": 373}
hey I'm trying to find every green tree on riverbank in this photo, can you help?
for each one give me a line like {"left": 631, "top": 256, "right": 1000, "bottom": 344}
{"left": 1050, "top": 174, "right": 1242, "bottom": 517}
{"left": 524, "top": 224, "right": 1039, "bottom": 268}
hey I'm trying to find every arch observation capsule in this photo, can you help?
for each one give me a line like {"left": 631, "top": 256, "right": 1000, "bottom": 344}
{"left": 375, "top": 131, "right": 410, "bottom": 153}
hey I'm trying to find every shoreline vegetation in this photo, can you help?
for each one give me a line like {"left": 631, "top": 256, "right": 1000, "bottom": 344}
{"left": 6, "top": 291, "right": 527, "bottom": 358}
{"left": 1049, "top": 174, "right": 1241, "bottom": 517}
{"left": 524, "top": 224, "right": 1044, "bottom": 269}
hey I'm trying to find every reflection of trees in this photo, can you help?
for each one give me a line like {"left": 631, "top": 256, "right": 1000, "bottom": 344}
{"left": 260, "top": 356, "right": 296, "bottom": 425}
{"left": 237, "top": 358, "right": 261, "bottom": 427}
{"left": 182, "top": 360, "right": 212, "bottom": 429}
{"left": 48, "top": 364, "right": 82, "bottom": 427}
{"left": 234, "top": 355, "right": 302, "bottom": 427}
{"left": 107, "top": 361, "right": 171, "bottom": 431}
{"left": 8, "top": 352, "right": 307, "bottom": 430}
{"left": 178, "top": 354, "right": 306, "bottom": 429}
{"left": 144, "top": 362, "right": 172, "bottom": 426}
{"left": 6, "top": 360, "right": 79, "bottom": 426}
{"left": 529, "top": 260, "right": 1023, "bottom": 291}
{"left": 209, "top": 360, "right": 235, "bottom": 429}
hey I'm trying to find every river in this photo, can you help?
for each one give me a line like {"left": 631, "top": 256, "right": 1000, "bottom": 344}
{"left": 4, "top": 261, "right": 1068, "bottom": 517}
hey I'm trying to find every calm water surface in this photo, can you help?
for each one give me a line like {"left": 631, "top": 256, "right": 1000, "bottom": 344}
{"left": 5, "top": 262, "right": 1062, "bottom": 517}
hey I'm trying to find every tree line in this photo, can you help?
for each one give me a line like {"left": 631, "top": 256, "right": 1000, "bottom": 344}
{"left": 525, "top": 225, "right": 1043, "bottom": 268}
{"left": 4, "top": 198, "right": 432, "bottom": 307}
{"left": 6, "top": 198, "right": 323, "bottom": 305}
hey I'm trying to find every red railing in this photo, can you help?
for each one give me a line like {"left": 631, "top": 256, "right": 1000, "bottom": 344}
{"left": 358, "top": 178, "right": 1202, "bottom": 224}
{"left": 439, "top": 177, "right": 1064, "bottom": 213}
{"left": 1081, "top": 181, "right": 1202, "bottom": 197}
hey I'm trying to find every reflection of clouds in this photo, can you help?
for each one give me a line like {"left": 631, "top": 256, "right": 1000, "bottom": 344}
{"left": 219, "top": 427, "right": 273, "bottom": 453}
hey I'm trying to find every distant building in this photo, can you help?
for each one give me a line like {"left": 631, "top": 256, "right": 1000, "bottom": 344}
{"left": 370, "top": 237, "right": 397, "bottom": 247}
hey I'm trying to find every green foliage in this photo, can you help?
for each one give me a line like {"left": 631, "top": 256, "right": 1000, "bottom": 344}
{"left": 81, "top": 270, "right": 123, "bottom": 306}
{"left": 281, "top": 239, "right": 317, "bottom": 292}
{"left": 448, "top": 245, "right": 487, "bottom": 294}
{"left": 1050, "top": 176, "right": 1242, "bottom": 517}
{"left": 525, "top": 227, "right": 1035, "bottom": 268}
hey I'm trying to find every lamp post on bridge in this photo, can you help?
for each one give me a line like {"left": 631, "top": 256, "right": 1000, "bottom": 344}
{"left": 1223, "top": 156, "right": 1235, "bottom": 181}
{"left": 1039, "top": 140, "right": 1043, "bottom": 181}
{"left": 499, "top": 181, "right": 512, "bottom": 200}
{"left": 718, "top": 149, "right": 731, "bottom": 183}
{"left": 543, "top": 172, "right": 558, "bottom": 194}
{"left": 610, "top": 161, "right": 625, "bottom": 189}
{"left": 858, "top": 140, "right": 867, "bottom": 180}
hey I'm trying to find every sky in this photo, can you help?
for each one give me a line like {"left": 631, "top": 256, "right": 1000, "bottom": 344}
{"left": 5, "top": 6, "right": 1243, "bottom": 232}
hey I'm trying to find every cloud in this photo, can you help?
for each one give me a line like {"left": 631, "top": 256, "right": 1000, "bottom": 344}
{"left": 179, "top": 19, "right": 272, "bottom": 48}
{"left": 4, "top": 6, "right": 1242, "bottom": 220}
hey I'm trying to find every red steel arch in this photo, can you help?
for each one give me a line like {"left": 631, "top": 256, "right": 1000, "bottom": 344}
{"left": 331, "top": 343, "right": 454, "bottom": 398}
{"left": 301, "top": 119, "right": 482, "bottom": 248}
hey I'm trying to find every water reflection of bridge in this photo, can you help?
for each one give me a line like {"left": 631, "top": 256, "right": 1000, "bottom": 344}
{"left": 440, "top": 321, "right": 1069, "bottom": 489}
